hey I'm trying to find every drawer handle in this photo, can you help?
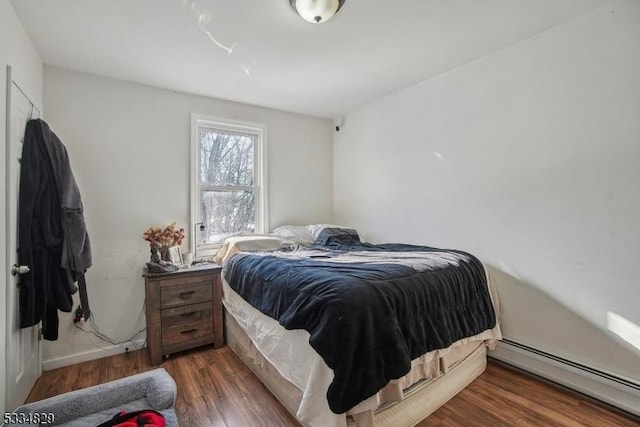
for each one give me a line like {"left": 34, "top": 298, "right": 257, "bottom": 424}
{"left": 179, "top": 290, "right": 196, "bottom": 298}
{"left": 180, "top": 311, "right": 197, "bottom": 317}
{"left": 180, "top": 328, "right": 198, "bottom": 335}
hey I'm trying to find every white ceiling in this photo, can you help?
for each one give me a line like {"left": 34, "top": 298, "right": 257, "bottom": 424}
{"left": 11, "top": 0, "right": 609, "bottom": 119}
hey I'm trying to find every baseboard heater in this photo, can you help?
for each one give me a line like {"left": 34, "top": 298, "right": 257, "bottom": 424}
{"left": 489, "top": 339, "right": 640, "bottom": 418}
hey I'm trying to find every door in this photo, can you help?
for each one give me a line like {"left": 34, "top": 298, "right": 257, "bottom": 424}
{"left": 5, "top": 65, "right": 41, "bottom": 411}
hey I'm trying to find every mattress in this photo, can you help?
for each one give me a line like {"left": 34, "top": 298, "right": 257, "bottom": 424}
{"left": 222, "top": 275, "right": 501, "bottom": 427}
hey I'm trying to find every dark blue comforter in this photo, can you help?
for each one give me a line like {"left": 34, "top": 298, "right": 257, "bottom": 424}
{"left": 223, "top": 234, "right": 496, "bottom": 414}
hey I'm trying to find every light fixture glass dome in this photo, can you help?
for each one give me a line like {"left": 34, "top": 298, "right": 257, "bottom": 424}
{"left": 290, "top": 0, "right": 345, "bottom": 24}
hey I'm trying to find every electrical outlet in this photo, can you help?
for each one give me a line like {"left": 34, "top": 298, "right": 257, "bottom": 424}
{"left": 73, "top": 306, "right": 84, "bottom": 324}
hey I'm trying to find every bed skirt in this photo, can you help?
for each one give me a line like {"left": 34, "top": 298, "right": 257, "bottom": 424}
{"left": 225, "top": 310, "right": 488, "bottom": 427}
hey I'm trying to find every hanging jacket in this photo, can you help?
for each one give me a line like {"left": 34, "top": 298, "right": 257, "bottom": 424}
{"left": 18, "top": 118, "right": 92, "bottom": 340}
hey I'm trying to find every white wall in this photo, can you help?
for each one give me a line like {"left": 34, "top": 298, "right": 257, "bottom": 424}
{"left": 334, "top": 0, "right": 640, "bottom": 381}
{"left": 42, "top": 66, "right": 333, "bottom": 368}
{"left": 0, "top": 0, "right": 43, "bottom": 413}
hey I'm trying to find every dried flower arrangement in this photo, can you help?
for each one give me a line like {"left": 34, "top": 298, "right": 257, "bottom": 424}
{"left": 142, "top": 222, "right": 185, "bottom": 249}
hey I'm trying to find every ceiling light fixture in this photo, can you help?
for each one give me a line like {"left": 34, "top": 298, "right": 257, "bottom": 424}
{"left": 290, "top": 0, "right": 346, "bottom": 24}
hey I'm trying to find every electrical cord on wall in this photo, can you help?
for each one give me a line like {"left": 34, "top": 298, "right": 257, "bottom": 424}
{"left": 74, "top": 319, "right": 146, "bottom": 347}
{"left": 73, "top": 300, "right": 146, "bottom": 351}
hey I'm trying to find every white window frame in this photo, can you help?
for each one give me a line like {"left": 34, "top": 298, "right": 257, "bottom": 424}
{"left": 190, "top": 114, "right": 268, "bottom": 259}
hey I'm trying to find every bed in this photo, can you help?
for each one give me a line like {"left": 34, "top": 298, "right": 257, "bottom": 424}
{"left": 217, "top": 225, "right": 502, "bottom": 427}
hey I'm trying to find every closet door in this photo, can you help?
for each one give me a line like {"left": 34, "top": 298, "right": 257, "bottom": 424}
{"left": 5, "top": 65, "right": 41, "bottom": 412}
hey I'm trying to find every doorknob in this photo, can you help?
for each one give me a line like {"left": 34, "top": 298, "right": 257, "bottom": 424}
{"left": 11, "top": 264, "right": 30, "bottom": 276}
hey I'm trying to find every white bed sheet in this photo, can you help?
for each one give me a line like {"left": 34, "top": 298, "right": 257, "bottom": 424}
{"left": 222, "top": 273, "right": 502, "bottom": 427}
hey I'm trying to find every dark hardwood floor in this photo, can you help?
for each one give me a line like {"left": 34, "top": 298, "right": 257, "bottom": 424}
{"left": 26, "top": 346, "right": 638, "bottom": 426}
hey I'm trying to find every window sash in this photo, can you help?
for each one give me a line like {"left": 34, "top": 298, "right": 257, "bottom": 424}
{"left": 198, "top": 128, "right": 256, "bottom": 187}
{"left": 198, "top": 189, "right": 257, "bottom": 248}
{"left": 199, "top": 184, "right": 256, "bottom": 192}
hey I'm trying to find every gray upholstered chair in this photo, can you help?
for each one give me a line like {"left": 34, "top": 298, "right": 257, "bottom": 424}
{"left": 12, "top": 368, "right": 178, "bottom": 426}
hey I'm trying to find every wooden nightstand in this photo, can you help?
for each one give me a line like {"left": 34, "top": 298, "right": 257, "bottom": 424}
{"left": 144, "top": 263, "right": 224, "bottom": 365}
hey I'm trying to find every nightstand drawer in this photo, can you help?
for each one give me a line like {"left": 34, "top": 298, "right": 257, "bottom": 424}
{"left": 162, "top": 317, "right": 214, "bottom": 347}
{"left": 161, "top": 302, "right": 212, "bottom": 328}
{"left": 160, "top": 282, "right": 212, "bottom": 308}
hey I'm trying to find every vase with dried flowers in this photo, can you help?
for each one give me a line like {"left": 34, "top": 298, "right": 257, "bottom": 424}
{"left": 142, "top": 222, "right": 185, "bottom": 262}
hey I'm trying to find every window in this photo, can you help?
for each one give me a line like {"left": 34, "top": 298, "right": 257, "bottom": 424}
{"left": 191, "top": 115, "right": 268, "bottom": 256}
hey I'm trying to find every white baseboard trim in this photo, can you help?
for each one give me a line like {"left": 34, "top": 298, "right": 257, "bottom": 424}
{"left": 42, "top": 339, "right": 146, "bottom": 371}
{"left": 489, "top": 339, "right": 640, "bottom": 417}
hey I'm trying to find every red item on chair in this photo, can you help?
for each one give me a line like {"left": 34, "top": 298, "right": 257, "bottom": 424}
{"left": 96, "top": 409, "right": 166, "bottom": 427}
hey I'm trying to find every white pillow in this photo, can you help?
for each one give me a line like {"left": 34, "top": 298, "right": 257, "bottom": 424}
{"left": 272, "top": 225, "right": 314, "bottom": 244}
{"left": 306, "top": 224, "right": 353, "bottom": 240}
{"left": 214, "top": 235, "right": 288, "bottom": 264}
